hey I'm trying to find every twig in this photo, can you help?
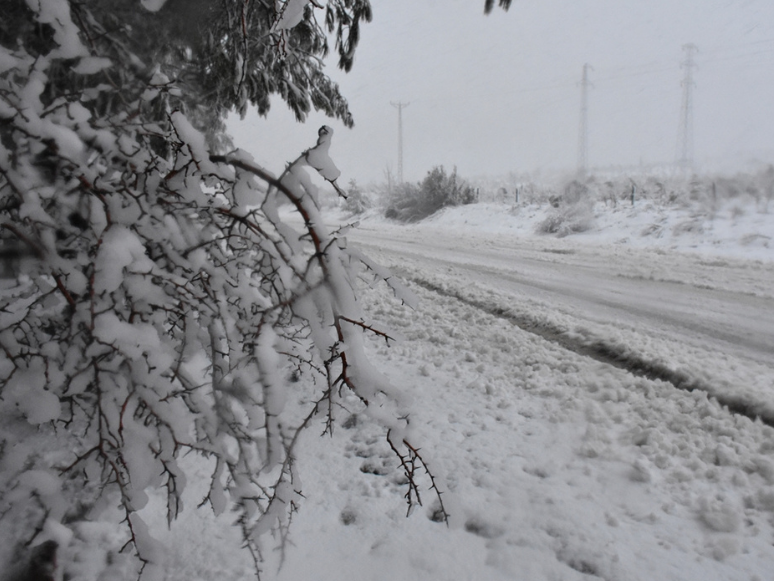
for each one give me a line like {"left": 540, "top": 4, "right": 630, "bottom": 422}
{"left": 387, "top": 432, "right": 450, "bottom": 526}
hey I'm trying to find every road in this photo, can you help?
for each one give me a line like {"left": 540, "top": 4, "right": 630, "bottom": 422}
{"left": 345, "top": 222, "right": 774, "bottom": 418}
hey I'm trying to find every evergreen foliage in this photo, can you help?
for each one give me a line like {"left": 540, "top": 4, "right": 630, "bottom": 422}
{"left": 385, "top": 166, "right": 477, "bottom": 223}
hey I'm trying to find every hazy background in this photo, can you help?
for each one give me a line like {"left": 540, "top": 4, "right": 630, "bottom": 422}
{"left": 227, "top": 0, "right": 774, "bottom": 184}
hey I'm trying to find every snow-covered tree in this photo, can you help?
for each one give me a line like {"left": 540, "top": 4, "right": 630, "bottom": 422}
{"left": 0, "top": 1, "right": 509, "bottom": 578}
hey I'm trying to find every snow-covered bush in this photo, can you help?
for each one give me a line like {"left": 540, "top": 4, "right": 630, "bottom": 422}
{"left": 593, "top": 170, "right": 774, "bottom": 213}
{"left": 341, "top": 179, "right": 373, "bottom": 216}
{"left": 0, "top": 1, "right": 469, "bottom": 578}
{"left": 385, "top": 166, "right": 477, "bottom": 223}
{"left": 384, "top": 181, "right": 423, "bottom": 222}
{"left": 537, "top": 180, "right": 595, "bottom": 237}
{"left": 423, "top": 165, "right": 478, "bottom": 207}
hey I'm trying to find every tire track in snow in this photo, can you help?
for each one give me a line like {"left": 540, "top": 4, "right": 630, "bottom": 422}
{"left": 405, "top": 274, "right": 774, "bottom": 428}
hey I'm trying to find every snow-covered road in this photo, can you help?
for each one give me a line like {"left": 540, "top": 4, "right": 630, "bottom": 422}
{"left": 266, "top": 226, "right": 774, "bottom": 580}
{"left": 347, "top": 222, "right": 774, "bottom": 421}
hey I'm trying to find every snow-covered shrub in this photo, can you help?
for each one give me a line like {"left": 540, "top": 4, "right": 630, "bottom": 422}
{"left": 537, "top": 180, "right": 595, "bottom": 237}
{"left": 384, "top": 181, "right": 423, "bottom": 222}
{"left": 425, "top": 165, "right": 478, "bottom": 207}
{"left": 0, "top": 1, "right": 453, "bottom": 578}
{"left": 342, "top": 179, "right": 373, "bottom": 215}
{"left": 672, "top": 218, "right": 705, "bottom": 236}
{"left": 384, "top": 166, "right": 477, "bottom": 223}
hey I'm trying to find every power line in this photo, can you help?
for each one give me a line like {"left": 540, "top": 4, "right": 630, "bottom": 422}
{"left": 701, "top": 36, "right": 774, "bottom": 57}
{"left": 377, "top": 39, "right": 766, "bottom": 173}
{"left": 701, "top": 48, "right": 774, "bottom": 65}
{"left": 388, "top": 39, "right": 774, "bottom": 110}
{"left": 594, "top": 63, "right": 679, "bottom": 84}
{"left": 390, "top": 101, "right": 410, "bottom": 183}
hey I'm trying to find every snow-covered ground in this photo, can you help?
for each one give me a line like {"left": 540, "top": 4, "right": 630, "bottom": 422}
{"left": 134, "top": 198, "right": 774, "bottom": 581}
{"left": 391, "top": 197, "right": 774, "bottom": 262}
{"left": 9, "top": 198, "right": 773, "bottom": 580}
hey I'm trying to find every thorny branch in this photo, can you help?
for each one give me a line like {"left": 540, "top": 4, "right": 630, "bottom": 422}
{"left": 388, "top": 431, "right": 450, "bottom": 526}
{"left": 0, "top": 3, "right": 449, "bottom": 577}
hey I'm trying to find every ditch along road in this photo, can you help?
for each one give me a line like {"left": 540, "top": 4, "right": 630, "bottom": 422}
{"left": 344, "top": 221, "right": 774, "bottom": 424}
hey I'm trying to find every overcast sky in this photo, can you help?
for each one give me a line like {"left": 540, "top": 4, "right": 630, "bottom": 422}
{"left": 227, "top": 0, "right": 774, "bottom": 184}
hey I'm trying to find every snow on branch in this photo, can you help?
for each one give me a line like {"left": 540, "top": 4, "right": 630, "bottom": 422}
{"left": 272, "top": 0, "right": 322, "bottom": 32}
{"left": 0, "top": 3, "right": 442, "bottom": 577}
{"left": 271, "top": 0, "right": 324, "bottom": 56}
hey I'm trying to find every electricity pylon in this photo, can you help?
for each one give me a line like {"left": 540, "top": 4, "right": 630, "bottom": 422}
{"left": 676, "top": 43, "right": 698, "bottom": 172}
{"left": 577, "top": 63, "right": 593, "bottom": 176}
{"left": 391, "top": 101, "right": 409, "bottom": 183}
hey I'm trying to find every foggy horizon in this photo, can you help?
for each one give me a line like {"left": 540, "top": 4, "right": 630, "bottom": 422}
{"left": 227, "top": 0, "right": 774, "bottom": 184}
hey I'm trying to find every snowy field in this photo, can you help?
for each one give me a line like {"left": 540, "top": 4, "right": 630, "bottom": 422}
{"left": 8, "top": 197, "right": 774, "bottom": 580}
{"left": 131, "top": 198, "right": 774, "bottom": 581}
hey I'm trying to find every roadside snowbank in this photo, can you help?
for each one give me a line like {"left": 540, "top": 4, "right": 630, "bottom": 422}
{"left": 353, "top": 199, "right": 774, "bottom": 263}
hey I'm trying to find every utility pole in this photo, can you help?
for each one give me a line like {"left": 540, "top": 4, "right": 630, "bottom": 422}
{"left": 577, "top": 63, "right": 592, "bottom": 177}
{"left": 391, "top": 101, "right": 409, "bottom": 183}
{"left": 676, "top": 43, "right": 698, "bottom": 172}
